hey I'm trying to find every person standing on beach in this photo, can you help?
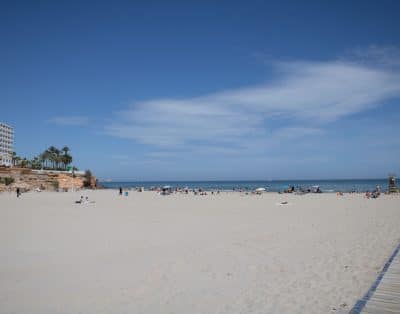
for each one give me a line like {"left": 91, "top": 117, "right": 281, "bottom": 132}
{"left": 16, "top": 187, "right": 20, "bottom": 198}
{"left": 119, "top": 187, "right": 123, "bottom": 196}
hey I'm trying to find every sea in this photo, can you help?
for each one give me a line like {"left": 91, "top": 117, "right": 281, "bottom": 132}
{"left": 100, "top": 179, "right": 389, "bottom": 193}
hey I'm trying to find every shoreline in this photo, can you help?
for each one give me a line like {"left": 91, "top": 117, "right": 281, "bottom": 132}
{"left": 100, "top": 178, "right": 391, "bottom": 193}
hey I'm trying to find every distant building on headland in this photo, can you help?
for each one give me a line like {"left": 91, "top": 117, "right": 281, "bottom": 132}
{"left": 0, "top": 123, "right": 14, "bottom": 167}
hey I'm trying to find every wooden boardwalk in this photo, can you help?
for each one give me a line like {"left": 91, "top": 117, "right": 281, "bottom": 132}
{"left": 350, "top": 243, "right": 400, "bottom": 314}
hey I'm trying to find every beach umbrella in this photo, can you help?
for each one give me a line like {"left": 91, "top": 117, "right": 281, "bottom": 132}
{"left": 255, "top": 187, "right": 266, "bottom": 192}
{"left": 162, "top": 185, "right": 171, "bottom": 189}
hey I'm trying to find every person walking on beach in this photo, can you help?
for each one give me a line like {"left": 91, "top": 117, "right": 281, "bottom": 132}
{"left": 119, "top": 187, "right": 123, "bottom": 196}
{"left": 16, "top": 187, "right": 20, "bottom": 198}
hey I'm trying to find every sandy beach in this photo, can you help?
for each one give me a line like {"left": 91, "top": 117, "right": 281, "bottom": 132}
{"left": 1, "top": 190, "right": 400, "bottom": 313}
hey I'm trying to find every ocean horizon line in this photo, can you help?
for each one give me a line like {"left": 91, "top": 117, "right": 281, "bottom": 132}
{"left": 100, "top": 178, "right": 390, "bottom": 193}
{"left": 100, "top": 178, "right": 388, "bottom": 183}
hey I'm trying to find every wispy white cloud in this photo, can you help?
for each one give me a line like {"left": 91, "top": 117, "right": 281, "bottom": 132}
{"left": 272, "top": 127, "right": 323, "bottom": 140}
{"left": 344, "top": 45, "right": 400, "bottom": 68}
{"left": 105, "top": 47, "right": 400, "bottom": 156}
{"left": 49, "top": 116, "right": 89, "bottom": 126}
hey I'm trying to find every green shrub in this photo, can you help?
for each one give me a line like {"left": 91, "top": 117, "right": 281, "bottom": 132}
{"left": 4, "top": 177, "right": 14, "bottom": 185}
{"left": 84, "top": 170, "right": 92, "bottom": 187}
{"left": 0, "top": 177, "right": 14, "bottom": 185}
{"left": 52, "top": 181, "right": 59, "bottom": 190}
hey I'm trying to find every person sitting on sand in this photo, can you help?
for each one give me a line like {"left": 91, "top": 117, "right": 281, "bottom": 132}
{"left": 375, "top": 186, "right": 381, "bottom": 196}
{"left": 75, "top": 196, "right": 95, "bottom": 204}
{"left": 371, "top": 187, "right": 380, "bottom": 199}
{"left": 365, "top": 191, "right": 371, "bottom": 199}
{"left": 84, "top": 196, "right": 96, "bottom": 204}
{"left": 75, "top": 196, "right": 84, "bottom": 204}
{"left": 284, "top": 186, "right": 295, "bottom": 193}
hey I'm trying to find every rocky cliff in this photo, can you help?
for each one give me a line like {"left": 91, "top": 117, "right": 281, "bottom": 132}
{"left": 0, "top": 167, "right": 97, "bottom": 192}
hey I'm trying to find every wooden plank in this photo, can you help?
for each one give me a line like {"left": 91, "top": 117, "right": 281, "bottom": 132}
{"left": 365, "top": 300, "right": 400, "bottom": 311}
{"left": 371, "top": 295, "right": 400, "bottom": 304}
{"left": 350, "top": 243, "right": 400, "bottom": 314}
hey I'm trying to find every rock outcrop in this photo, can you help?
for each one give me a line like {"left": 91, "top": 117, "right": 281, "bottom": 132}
{"left": 0, "top": 167, "right": 97, "bottom": 192}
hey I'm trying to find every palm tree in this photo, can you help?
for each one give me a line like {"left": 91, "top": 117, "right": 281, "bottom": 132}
{"left": 39, "top": 152, "right": 47, "bottom": 169}
{"left": 12, "top": 152, "right": 17, "bottom": 166}
{"left": 47, "top": 146, "right": 57, "bottom": 169}
{"left": 14, "top": 155, "right": 21, "bottom": 167}
{"left": 62, "top": 146, "right": 70, "bottom": 155}
{"left": 61, "top": 146, "right": 70, "bottom": 169}
{"left": 20, "top": 158, "right": 28, "bottom": 168}
{"left": 31, "top": 157, "right": 41, "bottom": 169}
{"left": 55, "top": 148, "right": 62, "bottom": 169}
{"left": 62, "top": 154, "right": 72, "bottom": 170}
{"left": 13, "top": 146, "right": 75, "bottom": 170}
{"left": 44, "top": 150, "right": 50, "bottom": 169}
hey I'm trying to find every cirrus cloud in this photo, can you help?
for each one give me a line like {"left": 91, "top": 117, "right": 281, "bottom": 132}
{"left": 105, "top": 47, "right": 400, "bottom": 156}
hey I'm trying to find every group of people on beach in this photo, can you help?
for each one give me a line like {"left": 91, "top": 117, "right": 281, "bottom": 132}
{"left": 280, "top": 185, "right": 321, "bottom": 194}
{"left": 116, "top": 185, "right": 387, "bottom": 198}
{"left": 118, "top": 186, "right": 222, "bottom": 196}
{"left": 365, "top": 186, "right": 381, "bottom": 199}
{"left": 119, "top": 185, "right": 322, "bottom": 196}
{"left": 75, "top": 196, "right": 95, "bottom": 204}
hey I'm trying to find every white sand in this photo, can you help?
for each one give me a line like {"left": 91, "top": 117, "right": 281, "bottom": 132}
{"left": 1, "top": 190, "right": 399, "bottom": 313}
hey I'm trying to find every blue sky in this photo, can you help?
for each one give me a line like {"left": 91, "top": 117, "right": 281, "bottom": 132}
{"left": 2, "top": 0, "right": 400, "bottom": 181}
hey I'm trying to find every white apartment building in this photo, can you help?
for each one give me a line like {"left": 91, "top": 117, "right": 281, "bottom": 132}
{"left": 0, "top": 123, "right": 14, "bottom": 167}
